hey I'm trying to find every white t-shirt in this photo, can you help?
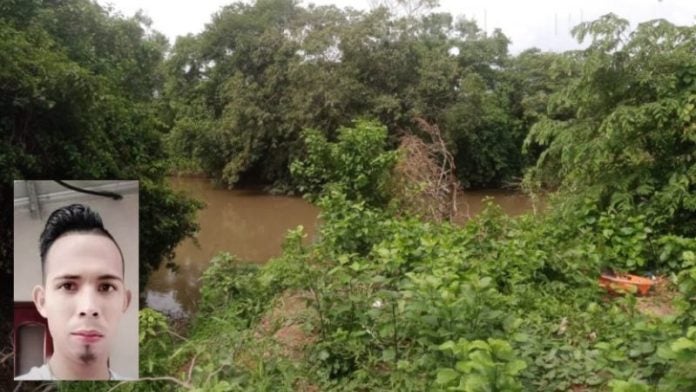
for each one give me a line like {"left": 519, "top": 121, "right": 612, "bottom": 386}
{"left": 15, "top": 364, "right": 126, "bottom": 380}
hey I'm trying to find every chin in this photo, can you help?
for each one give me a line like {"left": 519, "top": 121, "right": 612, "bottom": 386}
{"left": 69, "top": 343, "right": 107, "bottom": 358}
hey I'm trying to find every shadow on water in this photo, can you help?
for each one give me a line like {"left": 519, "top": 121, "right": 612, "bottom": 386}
{"left": 145, "top": 177, "right": 536, "bottom": 317}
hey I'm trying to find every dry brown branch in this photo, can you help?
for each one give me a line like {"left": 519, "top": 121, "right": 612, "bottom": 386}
{"left": 0, "top": 350, "right": 12, "bottom": 366}
{"left": 168, "top": 329, "right": 188, "bottom": 342}
{"left": 392, "top": 118, "right": 461, "bottom": 222}
{"left": 204, "top": 364, "right": 226, "bottom": 387}
{"left": 186, "top": 352, "right": 198, "bottom": 385}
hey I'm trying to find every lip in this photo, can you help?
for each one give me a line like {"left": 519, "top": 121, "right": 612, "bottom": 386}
{"left": 71, "top": 330, "right": 104, "bottom": 343}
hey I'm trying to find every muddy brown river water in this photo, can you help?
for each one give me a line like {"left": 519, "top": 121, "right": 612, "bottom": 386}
{"left": 145, "top": 177, "right": 537, "bottom": 317}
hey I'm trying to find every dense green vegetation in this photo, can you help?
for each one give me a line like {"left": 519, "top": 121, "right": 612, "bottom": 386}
{"left": 524, "top": 14, "right": 696, "bottom": 238}
{"left": 0, "top": 0, "right": 202, "bottom": 289}
{"left": 128, "top": 119, "right": 693, "bottom": 391}
{"left": 3, "top": 0, "right": 694, "bottom": 391}
{"left": 1, "top": 1, "right": 200, "bottom": 388}
{"left": 93, "top": 108, "right": 693, "bottom": 389}
{"left": 127, "top": 8, "right": 693, "bottom": 391}
{"left": 163, "top": 0, "right": 560, "bottom": 190}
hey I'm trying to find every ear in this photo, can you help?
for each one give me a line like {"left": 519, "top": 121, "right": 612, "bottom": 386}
{"left": 32, "top": 285, "right": 47, "bottom": 318}
{"left": 122, "top": 289, "right": 132, "bottom": 313}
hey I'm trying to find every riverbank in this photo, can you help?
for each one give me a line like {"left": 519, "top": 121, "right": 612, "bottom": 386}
{"left": 138, "top": 187, "right": 694, "bottom": 391}
{"left": 145, "top": 177, "right": 539, "bottom": 318}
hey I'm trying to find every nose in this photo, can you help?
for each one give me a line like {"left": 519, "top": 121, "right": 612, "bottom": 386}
{"left": 77, "top": 288, "right": 100, "bottom": 318}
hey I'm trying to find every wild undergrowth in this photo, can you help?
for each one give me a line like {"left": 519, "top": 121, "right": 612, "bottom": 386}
{"left": 115, "top": 194, "right": 694, "bottom": 391}
{"left": 109, "top": 120, "right": 696, "bottom": 392}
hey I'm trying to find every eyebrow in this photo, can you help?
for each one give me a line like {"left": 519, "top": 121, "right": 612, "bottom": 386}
{"left": 52, "top": 274, "right": 123, "bottom": 282}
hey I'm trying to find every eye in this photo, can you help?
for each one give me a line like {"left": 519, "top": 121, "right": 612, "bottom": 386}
{"left": 98, "top": 283, "right": 117, "bottom": 292}
{"left": 58, "top": 282, "right": 76, "bottom": 291}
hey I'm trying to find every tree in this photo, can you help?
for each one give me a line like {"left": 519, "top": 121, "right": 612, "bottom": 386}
{"left": 0, "top": 7, "right": 201, "bottom": 380}
{"left": 525, "top": 14, "right": 696, "bottom": 236}
{"left": 165, "top": 0, "right": 307, "bottom": 188}
{"left": 163, "top": 1, "right": 533, "bottom": 191}
{"left": 291, "top": 120, "right": 398, "bottom": 205}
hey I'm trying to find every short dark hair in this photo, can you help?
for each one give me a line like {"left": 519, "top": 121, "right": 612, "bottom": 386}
{"left": 39, "top": 204, "right": 124, "bottom": 278}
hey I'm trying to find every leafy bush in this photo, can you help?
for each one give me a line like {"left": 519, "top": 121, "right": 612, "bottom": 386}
{"left": 140, "top": 308, "right": 176, "bottom": 377}
{"left": 658, "top": 326, "right": 696, "bottom": 391}
{"left": 197, "top": 253, "right": 271, "bottom": 328}
{"left": 291, "top": 120, "right": 398, "bottom": 205}
{"left": 436, "top": 338, "right": 527, "bottom": 391}
{"left": 524, "top": 14, "right": 696, "bottom": 238}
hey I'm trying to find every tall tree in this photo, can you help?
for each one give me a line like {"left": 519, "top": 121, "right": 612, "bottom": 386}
{"left": 164, "top": 0, "right": 536, "bottom": 190}
{"left": 0, "top": 1, "right": 201, "bottom": 349}
{"left": 525, "top": 14, "right": 696, "bottom": 235}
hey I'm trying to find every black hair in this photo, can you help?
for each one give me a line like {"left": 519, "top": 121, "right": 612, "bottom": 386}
{"left": 39, "top": 203, "right": 124, "bottom": 278}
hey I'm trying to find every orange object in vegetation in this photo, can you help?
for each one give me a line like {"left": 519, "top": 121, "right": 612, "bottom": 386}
{"left": 598, "top": 273, "right": 656, "bottom": 296}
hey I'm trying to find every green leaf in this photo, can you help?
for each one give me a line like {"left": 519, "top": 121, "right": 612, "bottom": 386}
{"left": 586, "top": 374, "right": 603, "bottom": 385}
{"left": 469, "top": 340, "right": 490, "bottom": 352}
{"left": 464, "top": 375, "right": 491, "bottom": 392}
{"left": 657, "top": 344, "right": 676, "bottom": 360}
{"left": 505, "top": 359, "right": 527, "bottom": 375}
{"left": 439, "top": 340, "right": 457, "bottom": 351}
{"left": 608, "top": 379, "right": 651, "bottom": 392}
{"left": 671, "top": 337, "right": 696, "bottom": 352}
{"left": 435, "top": 368, "right": 459, "bottom": 385}
{"left": 512, "top": 333, "right": 530, "bottom": 343}
{"left": 488, "top": 339, "right": 514, "bottom": 360}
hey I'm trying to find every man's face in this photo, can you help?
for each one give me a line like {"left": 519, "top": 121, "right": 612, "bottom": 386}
{"left": 33, "top": 232, "right": 130, "bottom": 365}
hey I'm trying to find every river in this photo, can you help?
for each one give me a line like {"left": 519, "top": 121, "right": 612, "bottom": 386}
{"left": 145, "top": 177, "right": 536, "bottom": 317}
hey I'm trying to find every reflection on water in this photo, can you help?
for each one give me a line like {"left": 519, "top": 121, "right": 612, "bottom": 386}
{"left": 145, "top": 177, "right": 537, "bottom": 317}
{"left": 146, "top": 290, "right": 187, "bottom": 319}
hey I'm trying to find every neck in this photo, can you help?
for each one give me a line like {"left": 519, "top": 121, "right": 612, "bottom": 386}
{"left": 48, "top": 350, "right": 109, "bottom": 380}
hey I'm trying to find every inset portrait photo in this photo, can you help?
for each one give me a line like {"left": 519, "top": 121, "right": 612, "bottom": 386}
{"left": 13, "top": 180, "right": 139, "bottom": 381}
